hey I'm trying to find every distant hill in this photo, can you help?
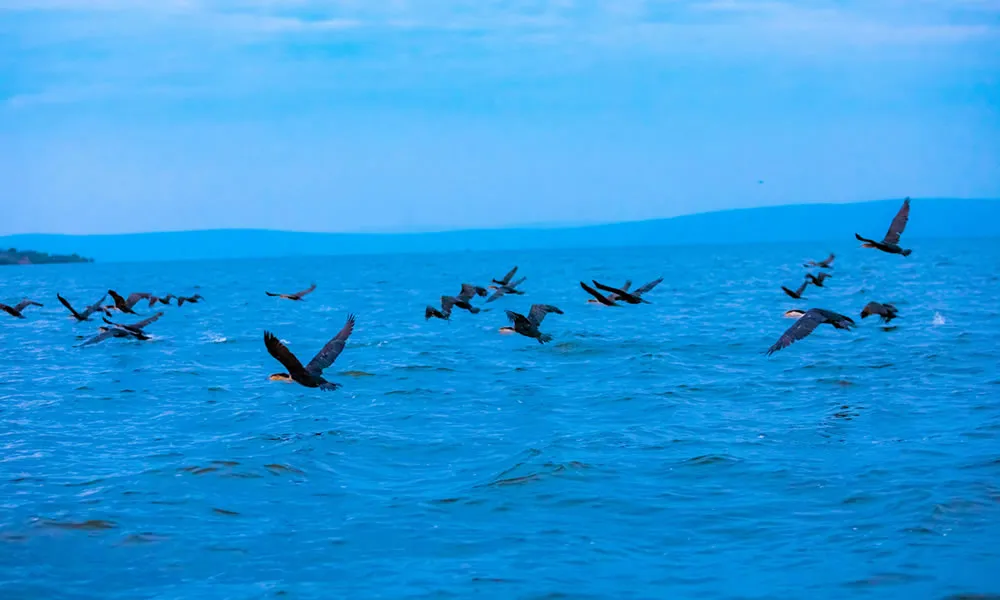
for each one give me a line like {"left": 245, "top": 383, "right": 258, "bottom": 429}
{"left": 2, "top": 198, "right": 996, "bottom": 263}
{"left": 0, "top": 247, "right": 94, "bottom": 266}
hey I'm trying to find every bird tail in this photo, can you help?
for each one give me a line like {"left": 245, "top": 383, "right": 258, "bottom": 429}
{"left": 468, "top": 306, "right": 481, "bottom": 314}
{"left": 901, "top": 249, "right": 912, "bottom": 257}
{"left": 538, "top": 333, "right": 553, "bottom": 344}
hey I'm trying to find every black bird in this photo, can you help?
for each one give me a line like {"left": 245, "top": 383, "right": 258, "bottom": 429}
{"left": 0, "top": 299, "right": 44, "bottom": 319}
{"left": 77, "top": 326, "right": 149, "bottom": 347}
{"left": 492, "top": 266, "right": 519, "bottom": 287}
{"left": 766, "top": 308, "right": 855, "bottom": 356}
{"left": 804, "top": 253, "right": 835, "bottom": 269}
{"left": 425, "top": 295, "right": 479, "bottom": 321}
{"left": 861, "top": 301, "right": 899, "bottom": 324}
{"left": 806, "top": 272, "right": 833, "bottom": 287}
{"left": 177, "top": 294, "right": 204, "bottom": 306}
{"left": 630, "top": 277, "right": 664, "bottom": 300}
{"left": 103, "top": 311, "right": 164, "bottom": 335}
{"left": 457, "top": 283, "right": 488, "bottom": 302}
{"left": 266, "top": 283, "right": 316, "bottom": 301}
{"left": 486, "top": 276, "right": 527, "bottom": 302}
{"left": 781, "top": 280, "right": 809, "bottom": 300}
{"left": 855, "top": 197, "right": 913, "bottom": 256}
{"left": 586, "top": 280, "right": 630, "bottom": 305}
{"left": 57, "top": 293, "right": 108, "bottom": 321}
{"left": 592, "top": 280, "right": 649, "bottom": 304}
{"left": 264, "top": 314, "right": 355, "bottom": 390}
{"left": 107, "top": 290, "right": 153, "bottom": 314}
{"left": 501, "top": 304, "right": 563, "bottom": 343}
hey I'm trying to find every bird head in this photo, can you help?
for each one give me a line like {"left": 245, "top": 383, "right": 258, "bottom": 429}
{"left": 268, "top": 373, "right": 293, "bottom": 382}
{"left": 783, "top": 309, "right": 806, "bottom": 319}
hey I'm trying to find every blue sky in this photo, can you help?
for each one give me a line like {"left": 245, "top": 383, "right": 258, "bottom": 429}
{"left": 2, "top": 0, "right": 998, "bottom": 235}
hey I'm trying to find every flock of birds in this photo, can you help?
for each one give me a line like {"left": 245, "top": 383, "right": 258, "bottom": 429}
{"left": 1, "top": 198, "right": 916, "bottom": 390}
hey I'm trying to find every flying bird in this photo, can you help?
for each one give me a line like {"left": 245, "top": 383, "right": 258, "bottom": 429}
{"left": 580, "top": 281, "right": 618, "bottom": 306}
{"left": 804, "top": 253, "right": 835, "bottom": 269}
{"left": 766, "top": 308, "right": 855, "bottom": 356}
{"left": 861, "top": 301, "right": 900, "bottom": 324}
{"left": 425, "top": 295, "right": 479, "bottom": 321}
{"left": 0, "top": 299, "right": 43, "bottom": 319}
{"left": 501, "top": 304, "right": 563, "bottom": 343}
{"left": 77, "top": 326, "right": 149, "bottom": 347}
{"left": 264, "top": 314, "right": 356, "bottom": 390}
{"left": 57, "top": 293, "right": 108, "bottom": 321}
{"left": 492, "top": 266, "right": 519, "bottom": 287}
{"left": 177, "top": 294, "right": 204, "bottom": 306}
{"left": 457, "top": 283, "right": 488, "bottom": 302}
{"left": 591, "top": 280, "right": 650, "bottom": 305}
{"left": 781, "top": 280, "right": 809, "bottom": 300}
{"left": 103, "top": 311, "right": 164, "bottom": 335}
{"left": 805, "top": 272, "right": 833, "bottom": 287}
{"left": 266, "top": 283, "right": 316, "bottom": 301}
{"left": 107, "top": 290, "right": 153, "bottom": 314}
{"left": 855, "top": 197, "right": 913, "bottom": 256}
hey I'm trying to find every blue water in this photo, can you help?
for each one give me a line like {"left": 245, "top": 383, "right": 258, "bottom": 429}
{"left": 2, "top": 240, "right": 999, "bottom": 599}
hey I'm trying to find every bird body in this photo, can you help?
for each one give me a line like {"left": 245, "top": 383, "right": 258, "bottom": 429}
{"left": 856, "top": 197, "right": 912, "bottom": 256}
{"left": 767, "top": 308, "right": 855, "bottom": 356}
{"left": 107, "top": 290, "right": 153, "bottom": 314}
{"left": 592, "top": 280, "right": 651, "bottom": 305}
{"left": 0, "top": 299, "right": 44, "bottom": 319}
{"left": 861, "top": 301, "right": 899, "bottom": 323}
{"left": 264, "top": 314, "right": 355, "bottom": 390}
{"left": 504, "top": 304, "right": 563, "bottom": 343}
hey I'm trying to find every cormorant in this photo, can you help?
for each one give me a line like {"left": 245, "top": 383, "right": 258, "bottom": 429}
{"left": 766, "top": 308, "right": 855, "bottom": 356}
{"left": 580, "top": 281, "right": 618, "bottom": 306}
{"left": 177, "top": 294, "right": 204, "bottom": 306}
{"left": 57, "top": 294, "right": 108, "bottom": 321}
{"left": 0, "top": 299, "right": 43, "bottom": 319}
{"left": 781, "top": 280, "right": 809, "bottom": 300}
{"left": 805, "top": 272, "right": 832, "bottom": 287}
{"left": 107, "top": 290, "right": 153, "bottom": 314}
{"left": 591, "top": 280, "right": 651, "bottom": 304}
{"left": 425, "top": 295, "right": 479, "bottom": 321}
{"left": 502, "top": 304, "right": 563, "bottom": 343}
{"left": 457, "top": 283, "right": 488, "bottom": 302}
{"left": 265, "top": 283, "right": 316, "bottom": 301}
{"left": 77, "top": 326, "right": 149, "bottom": 347}
{"left": 103, "top": 312, "right": 164, "bottom": 335}
{"left": 264, "top": 314, "right": 356, "bottom": 390}
{"left": 861, "top": 301, "right": 899, "bottom": 324}
{"left": 855, "top": 197, "right": 913, "bottom": 256}
{"left": 804, "top": 253, "right": 835, "bottom": 269}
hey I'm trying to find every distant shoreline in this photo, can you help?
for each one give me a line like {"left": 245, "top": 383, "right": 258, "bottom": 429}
{"left": 0, "top": 248, "right": 94, "bottom": 266}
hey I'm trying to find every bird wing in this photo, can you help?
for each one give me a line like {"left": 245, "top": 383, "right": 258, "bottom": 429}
{"left": 0, "top": 304, "right": 19, "bottom": 317}
{"left": 499, "top": 266, "right": 517, "bottom": 285}
{"left": 592, "top": 280, "right": 640, "bottom": 301}
{"left": 264, "top": 332, "right": 310, "bottom": 379}
{"left": 123, "top": 293, "right": 151, "bottom": 308}
{"left": 58, "top": 294, "right": 84, "bottom": 320}
{"left": 794, "top": 281, "right": 809, "bottom": 296}
{"left": 507, "top": 276, "right": 526, "bottom": 289}
{"left": 766, "top": 309, "right": 825, "bottom": 355}
{"left": 265, "top": 291, "right": 282, "bottom": 297}
{"left": 860, "top": 302, "right": 879, "bottom": 318}
{"left": 634, "top": 277, "right": 664, "bottom": 296}
{"left": 13, "top": 299, "right": 42, "bottom": 311}
{"left": 504, "top": 310, "right": 529, "bottom": 327}
{"left": 108, "top": 290, "right": 127, "bottom": 308}
{"left": 620, "top": 280, "right": 632, "bottom": 292}
{"left": 883, "top": 197, "right": 910, "bottom": 244}
{"left": 83, "top": 294, "right": 108, "bottom": 317}
{"left": 528, "top": 304, "right": 563, "bottom": 326}
{"left": 130, "top": 311, "right": 164, "bottom": 330}
{"left": 293, "top": 283, "right": 317, "bottom": 298}
{"left": 486, "top": 287, "right": 507, "bottom": 303}
{"left": 78, "top": 329, "right": 115, "bottom": 347}
{"left": 305, "top": 314, "right": 356, "bottom": 375}
{"left": 440, "top": 296, "right": 458, "bottom": 312}
{"left": 822, "top": 253, "right": 835, "bottom": 267}
{"left": 580, "top": 281, "right": 613, "bottom": 305}
{"left": 458, "top": 283, "right": 482, "bottom": 301}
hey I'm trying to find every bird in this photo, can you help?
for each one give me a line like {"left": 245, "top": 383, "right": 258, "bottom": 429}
{"left": 107, "top": 290, "right": 153, "bottom": 314}
{"left": 630, "top": 277, "right": 664, "bottom": 300}
{"left": 57, "top": 294, "right": 108, "bottom": 321}
{"left": 580, "top": 281, "right": 618, "bottom": 306}
{"left": 805, "top": 272, "right": 833, "bottom": 287}
{"left": 492, "top": 266, "right": 520, "bottom": 287}
{"left": 77, "top": 326, "right": 149, "bottom": 347}
{"left": 804, "top": 253, "right": 835, "bottom": 269}
{"left": 781, "top": 280, "right": 809, "bottom": 300}
{"left": 501, "top": 304, "right": 563, "bottom": 343}
{"left": 586, "top": 280, "right": 631, "bottom": 304}
{"left": 0, "top": 299, "right": 43, "bottom": 319}
{"left": 264, "top": 314, "right": 356, "bottom": 390}
{"left": 591, "top": 280, "right": 650, "bottom": 304}
{"left": 425, "top": 295, "right": 479, "bottom": 321}
{"left": 861, "top": 301, "right": 900, "bottom": 324}
{"left": 145, "top": 295, "right": 175, "bottom": 307}
{"left": 177, "top": 294, "right": 204, "bottom": 306}
{"left": 103, "top": 312, "right": 164, "bottom": 336}
{"left": 766, "top": 308, "right": 856, "bottom": 356}
{"left": 486, "top": 275, "right": 527, "bottom": 302}
{"left": 265, "top": 283, "right": 316, "bottom": 301}
{"left": 457, "top": 283, "right": 488, "bottom": 302}
{"left": 855, "top": 197, "right": 913, "bottom": 256}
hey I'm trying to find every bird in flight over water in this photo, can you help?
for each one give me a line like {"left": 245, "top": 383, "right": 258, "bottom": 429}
{"left": 766, "top": 308, "right": 855, "bottom": 356}
{"left": 57, "top": 294, "right": 109, "bottom": 321}
{"left": 266, "top": 283, "right": 316, "bottom": 301}
{"left": 781, "top": 280, "right": 810, "bottom": 300}
{"left": 0, "top": 298, "right": 43, "bottom": 319}
{"left": 501, "top": 304, "right": 563, "bottom": 343}
{"left": 425, "top": 295, "right": 479, "bottom": 321}
{"left": 107, "top": 290, "right": 153, "bottom": 315}
{"left": 804, "top": 253, "right": 835, "bottom": 269}
{"left": 861, "top": 301, "right": 900, "bottom": 324}
{"left": 805, "top": 272, "right": 832, "bottom": 288}
{"left": 264, "top": 314, "right": 356, "bottom": 390}
{"left": 855, "top": 197, "right": 913, "bottom": 256}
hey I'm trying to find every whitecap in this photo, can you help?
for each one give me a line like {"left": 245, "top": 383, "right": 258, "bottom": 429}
{"left": 933, "top": 313, "right": 946, "bottom": 325}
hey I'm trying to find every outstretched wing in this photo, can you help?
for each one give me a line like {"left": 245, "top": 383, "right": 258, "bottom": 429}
{"left": 507, "top": 276, "right": 526, "bottom": 289}
{"left": 883, "top": 197, "right": 910, "bottom": 244}
{"left": 0, "top": 304, "right": 21, "bottom": 317}
{"left": 305, "top": 314, "right": 356, "bottom": 374}
{"left": 498, "top": 266, "right": 517, "bottom": 285}
{"left": 78, "top": 329, "right": 115, "bottom": 347}
{"left": 592, "top": 280, "right": 639, "bottom": 301}
{"left": 58, "top": 294, "right": 84, "bottom": 320}
{"left": 620, "top": 280, "right": 632, "bottom": 293}
{"left": 459, "top": 283, "right": 486, "bottom": 300}
{"left": 766, "top": 309, "right": 824, "bottom": 355}
{"left": 265, "top": 291, "right": 282, "bottom": 297}
{"left": 504, "top": 309, "right": 527, "bottom": 326}
{"left": 634, "top": 277, "right": 663, "bottom": 296}
{"left": 264, "top": 332, "right": 309, "bottom": 379}
{"left": 13, "top": 299, "right": 42, "bottom": 312}
{"left": 294, "top": 283, "right": 317, "bottom": 298}
{"left": 822, "top": 253, "right": 835, "bottom": 267}
{"left": 795, "top": 280, "right": 809, "bottom": 296}
{"left": 83, "top": 294, "right": 108, "bottom": 316}
{"left": 528, "top": 304, "right": 563, "bottom": 326}
{"left": 124, "top": 293, "right": 152, "bottom": 309}
{"left": 441, "top": 295, "right": 458, "bottom": 312}
{"left": 580, "top": 281, "right": 612, "bottom": 305}
{"left": 129, "top": 311, "right": 164, "bottom": 331}
{"left": 486, "top": 287, "right": 507, "bottom": 303}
